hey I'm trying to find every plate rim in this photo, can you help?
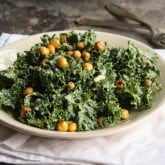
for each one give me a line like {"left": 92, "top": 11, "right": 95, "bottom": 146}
{"left": 0, "top": 30, "right": 164, "bottom": 139}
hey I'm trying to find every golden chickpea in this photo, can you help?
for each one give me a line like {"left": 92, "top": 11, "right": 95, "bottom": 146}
{"left": 66, "top": 50, "right": 73, "bottom": 56}
{"left": 48, "top": 44, "right": 55, "bottom": 54}
{"left": 41, "top": 58, "right": 48, "bottom": 65}
{"left": 60, "top": 33, "right": 67, "bottom": 43}
{"left": 56, "top": 57, "right": 69, "bottom": 69}
{"left": 56, "top": 120, "right": 68, "bottom": 132}
{"left": 115, "top": 80, "right": 126, "bottom": 89}
{"left": 98, "top": 116, "right": 106, "bottom": 125}
{"left": 73, "top": 50, "right": 81, "bottom": 58}
{"left": 67, "top": 82, "right": 76, "bottom": 90}
{"left": 23, "top": 87, "right": 34, "bottom": 95}
{"left": 39, "top": 46, "right": 50, "bottom": 56}
{"left": 121, "top": 109, "right": 129, "bottom": 120}
{"left": 82, "top": 51, "right": 90, "bottom": 61}
{"left": 144, "top": 79, "right": 152, "bottom": 86}
{"left": 83, "top": 62, "right": 93, "bottom": 71}
{"left": 77, "top": 41, "right": 85, "bottom": 50}
{"left": 94, "top": 41, "right": 105, "bottom": 51}
{"left": 50, "top": 39, "right": 60, "bottom": 49}
{"left": 20, "top": 107, "right": 32, "bottom": 118}
{"left": 68, "top": 122, "right": 77, "bottom": 132}
{"left": 32, "top": 66, "right": 39, "bottom": 71}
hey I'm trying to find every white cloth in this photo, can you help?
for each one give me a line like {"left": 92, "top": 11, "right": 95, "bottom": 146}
{"left": 0, "top": 33, "right": 165, "bottom": 165}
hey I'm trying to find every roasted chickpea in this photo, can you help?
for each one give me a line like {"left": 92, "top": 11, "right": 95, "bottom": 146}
{"left": 66, "top": 50, "right": 73, "bottom": 56}
{"left": 77, "top": 41, "right": 85, "bottom": 50}
{"left": 39, "top": 46, "right": 50, "bottom": 56}
{"left": 115, "top": 80, "right": 126, "bottom": 89}
{"left": 50, "top": 39, "right": 60, "bottom": 49}
{"left": 56, "top": 57, "right": 69, "bottom": 69}
{"left": 94, "top": 41, "right": 105, "bottom": 51}
{"left": 68, "top": 122, "right": 77, "bottom": 132}
{"left": 67, "top": 82, "right": 76, "bottom": 90}
{"left": 121, "top": 109, "right": 129, "bottom": 120}
{"left": 56, "top": 120, "right": 68, "bottom": 132}
{"left": 23, "top": 87, "right": 33, "bottom": 95}
{"left": 82, "top": 51, "right": 90, "bottom": 61}
{"left": 98, "top": 116, "right": 106, "bottom": 125}
{"left": 144, "top": 79, "right": 152, "bottom": 86}
{"left": 83, "top": 62, "right": 93, "bottom": 71}
{"left": 32, "top": 66, "right": 39, "bottom": 71}
{"left": 20, "top": 107, "right": 32, "bottom": 118}
{"left": 48, "top": 44, "right": 55, "bottom": 54}
{"left": 73, "top": 50, "right": 81, "bottom": 58}
{"left": 60, "top": 33, "right": 67, "bottom": 43}
{"left": 41, "top": 58, "right": 48, "bottom": 65}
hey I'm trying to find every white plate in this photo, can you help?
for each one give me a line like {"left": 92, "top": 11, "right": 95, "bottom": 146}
{"left": 0, "top": 30, "right": 165, "bottom": 139}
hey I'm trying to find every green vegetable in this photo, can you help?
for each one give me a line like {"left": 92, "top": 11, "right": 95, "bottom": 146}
{"left": 0, "top": 30, "right": 161, "bottom": 131}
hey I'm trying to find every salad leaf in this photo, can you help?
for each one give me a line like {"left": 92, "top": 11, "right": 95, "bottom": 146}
{"left": 0, "top": 30, "right": 161, "bottom": 132}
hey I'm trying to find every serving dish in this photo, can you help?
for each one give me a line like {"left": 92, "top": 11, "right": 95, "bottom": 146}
{"left": 0, "top": 30, "right": 164, "bottom": 139}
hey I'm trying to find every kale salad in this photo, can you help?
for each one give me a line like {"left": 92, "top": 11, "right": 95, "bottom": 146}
{"left": 0, "top": 30, "right": 161, "bottom": 132}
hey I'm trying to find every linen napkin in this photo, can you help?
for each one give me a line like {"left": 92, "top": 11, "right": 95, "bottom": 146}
{"left": 0, "top": 33, "right": 165, "bottom": 165}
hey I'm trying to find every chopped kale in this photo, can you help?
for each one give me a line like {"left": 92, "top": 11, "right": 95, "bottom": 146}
{"left": 0, "top": 30, "right": 161, "bottom": 131}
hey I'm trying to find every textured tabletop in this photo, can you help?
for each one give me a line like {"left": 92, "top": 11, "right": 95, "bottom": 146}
{"left": 0, "top": 0, "right": 165, "bottom": 47}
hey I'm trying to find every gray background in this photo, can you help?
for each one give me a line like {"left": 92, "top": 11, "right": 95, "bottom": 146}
{"left": 0, "top": 0, "right": 165, "bottom": 48}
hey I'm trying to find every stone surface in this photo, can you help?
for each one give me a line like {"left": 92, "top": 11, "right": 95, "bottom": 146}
{"left": 0, "top": 0, "right": 165, "bottom": 48}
